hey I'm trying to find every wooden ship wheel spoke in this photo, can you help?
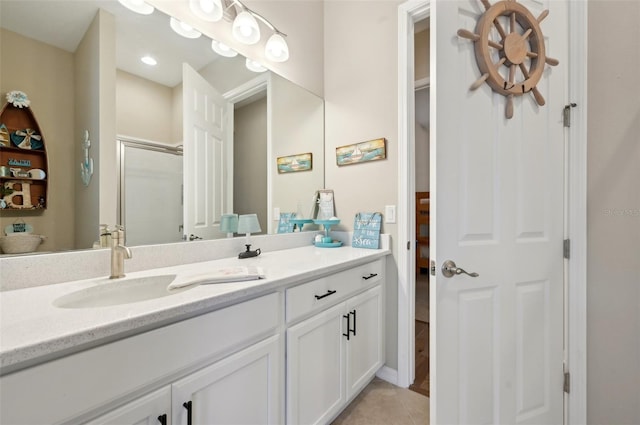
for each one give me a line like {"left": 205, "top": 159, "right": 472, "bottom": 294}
{"left": 457, "top": 0, "right": 559, "bottom": 118}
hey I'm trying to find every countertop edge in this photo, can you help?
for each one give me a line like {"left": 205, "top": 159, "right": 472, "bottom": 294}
{"left": 0, "top": 247, "right": 390, "bottom": 375}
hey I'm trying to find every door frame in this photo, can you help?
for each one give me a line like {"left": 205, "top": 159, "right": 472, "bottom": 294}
{"left": 223, "top": 74, "right": 272, "bottom": 231}
{"left": 396, "top": 1, "right": 588, "bottom": 424}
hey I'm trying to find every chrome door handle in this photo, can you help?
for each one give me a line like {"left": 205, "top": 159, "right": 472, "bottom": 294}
{"left": 441, "top": 260, "right": 479, "bottom": 278}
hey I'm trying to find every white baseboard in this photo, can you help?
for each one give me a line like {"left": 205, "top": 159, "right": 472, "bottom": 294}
{"left": 376, "top": 366, "right": 399, "bottom": 386}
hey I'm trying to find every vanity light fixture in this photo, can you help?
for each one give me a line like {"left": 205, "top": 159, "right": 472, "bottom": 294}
{"left": 245, "top": 58, "right": 267, "bottom": 73}
{"left": 237, "top": 214, "right": 261, "bottom": 258}
{"left": 140, "top": 55, "right": 157, "bottom": 66}
{"left": 170, "top": 17, "right": 202, "bottom": 39}
{"left": 211, "top": 40, "right": 238, "bottom": 57}
{"left": 117, "top": 0, "right": 154, "bottom": 15}
{"left": 189, "top": 0, "right": 223, "bottom": 22}
{"left": 227, "top": 0, "right": 289, "bottom": 62}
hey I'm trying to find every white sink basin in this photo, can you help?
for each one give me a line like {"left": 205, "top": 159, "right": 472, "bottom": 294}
{"left": 53, "top": 275, "right": 192, "bottom": 308}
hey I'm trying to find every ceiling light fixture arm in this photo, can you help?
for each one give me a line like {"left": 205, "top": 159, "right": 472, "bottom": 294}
{"left": 228, "top": 0, "right": 287, "bottom": 37}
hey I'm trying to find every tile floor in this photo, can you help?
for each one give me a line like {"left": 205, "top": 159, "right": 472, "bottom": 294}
{"left": 331, "top": 377, "right": 430, "bottom": 425}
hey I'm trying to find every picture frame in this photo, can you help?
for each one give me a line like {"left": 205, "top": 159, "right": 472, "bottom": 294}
{"left": 336, "top": 138, "right": 386, "bottom": 166}
{"left": 277, "top": 152, "right": 312, "bottom": 173}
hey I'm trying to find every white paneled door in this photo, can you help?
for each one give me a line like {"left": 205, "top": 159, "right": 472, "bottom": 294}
{"left": 432, "top": 0, "right": 568, "bottom": 423}
{"left": 183, "top": 63, "right": 232, "bottom": 241}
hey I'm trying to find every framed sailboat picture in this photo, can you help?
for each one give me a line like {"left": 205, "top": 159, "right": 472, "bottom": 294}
{"left": 277, "top": 153, "right": 312, "bottom": 173}
{"left": 336, "top": 138, "right": 386, "bottom": 166}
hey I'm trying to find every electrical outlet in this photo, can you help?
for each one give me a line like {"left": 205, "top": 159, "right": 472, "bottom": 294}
{"left": 385, "top": 205, "right": 396, "bottom": 223}
{"left": 273, "top": 207, "right": 280, "bottom": 220}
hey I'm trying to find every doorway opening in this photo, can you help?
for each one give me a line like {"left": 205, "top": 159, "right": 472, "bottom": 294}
{"left": 409, "top": 18, "right": 431, "bottom": 398}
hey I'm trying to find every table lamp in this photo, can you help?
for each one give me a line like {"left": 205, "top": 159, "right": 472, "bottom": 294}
{"left": 237, "top": 214, "right": 261, "bottom": 258}
{"left": 220, "top": 214, "right": 238, "bottom": 238}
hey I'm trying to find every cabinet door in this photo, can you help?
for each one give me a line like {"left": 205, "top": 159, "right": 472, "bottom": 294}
{"left": 345, "top": 285, "right": 384, "bottom": 400}
{"left": 172, "top": 334, "right": 282, "bottom": 425}
{"left": 287, "top": 302, "right": 346, "bottom": 425}
{"left": 87, "top": 387, "right": 171, "bottom": 425}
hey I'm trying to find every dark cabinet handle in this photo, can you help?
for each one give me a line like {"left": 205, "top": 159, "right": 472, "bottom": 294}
{"left": 343, "top": 314, "right": 350, "bottom": 340}
{"left": 157, "top": 414, "right": 167, "bottom": 425}
{"left": 363, "top": 273, "right": 378, "bottom": 280}
{"left": 315, "top": 290, "right": 337, "bottom": 300}
{"left": 183, "top": 401, "right": 192, "bottom": 425}
{"left": 350, "top": 310, "right": 357, "bottom": 336}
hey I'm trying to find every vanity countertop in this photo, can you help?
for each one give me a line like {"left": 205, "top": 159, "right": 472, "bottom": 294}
{"left": 0, "top": 244, "right": 389, "bottom": 375}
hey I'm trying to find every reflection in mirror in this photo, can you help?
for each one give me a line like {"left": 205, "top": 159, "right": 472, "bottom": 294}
{"left": 0, "top": 0, "right": 324, "bottom": 255}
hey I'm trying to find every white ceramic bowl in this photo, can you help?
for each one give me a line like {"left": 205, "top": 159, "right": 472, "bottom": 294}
{"left": 0, "top": 233, "right": 45, "bottom": 254}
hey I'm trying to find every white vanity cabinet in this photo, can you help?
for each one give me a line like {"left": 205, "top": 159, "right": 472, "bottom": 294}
{"left": 171, "top": 334, "right": 282, "bottom": 425}
{"left": 87, "top": 334, "right": 282, "bottom": 425}
{"left": 0, "top": 292, "right": 282, "bottom": 425}
{"left": 86, "top": 387, "right": 171, "bottom": 425}
{"left": 286, "top": 260, "right": 385, "bottom": 425}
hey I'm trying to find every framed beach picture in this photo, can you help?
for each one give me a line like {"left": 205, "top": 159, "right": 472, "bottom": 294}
{"left": 336, "top": 138, "right": 386, "bottom": 166}
{"left": 277, "top": 153, "right": 312, "bottom": 173}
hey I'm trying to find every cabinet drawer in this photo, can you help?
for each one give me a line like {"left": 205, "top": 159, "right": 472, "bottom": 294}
{"left": 286, "top": 259, "right": 383, "bottom": 323}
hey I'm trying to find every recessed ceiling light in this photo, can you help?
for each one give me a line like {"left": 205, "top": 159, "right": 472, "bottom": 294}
{"left": 141, "top": 56, "right": 157, "bottom": 66}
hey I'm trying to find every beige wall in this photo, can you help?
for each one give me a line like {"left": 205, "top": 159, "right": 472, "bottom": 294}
{"left": 234, "top": 97, "right": 268, "bottom": 232}
{"left": 0, "top": 29, "right": 75, "bottom": 252}
{"left": 73, "top": 10, "right": 116, "bottom": 249}
{"left": 116, "top": 70, "right": 176, "bottom": 144}
{"left": 587, "top": 1, "right": 640, "bottom": 424}
{"left": 414, "top": 28, "right": 430, "bottom": 81}
{"left": 324, "top": 0, "right": 403, "bottom": 368}
{"left": 270, "top": 73, "right": 325, "bottom": 228}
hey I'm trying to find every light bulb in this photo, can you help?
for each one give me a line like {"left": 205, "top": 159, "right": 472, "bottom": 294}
{"left": 170, "top": 17, "right": 202, "bottom": 39}
{"left": 211, "top": 40, "right": 238, "bottom": 58}
{"left": 265, "top": 33, "right": 289, "bottom": 62}
{"left": 246, "top": 58, "right": 267, "bottom": 73}
{"left": 189, "top": 0, "right": 223, "bottom": 22}
{"left": 118, "top": 0, "right": 154, "bottom": 15}
{"left": 232, "top": 11, "right": 260, "bottom": 45}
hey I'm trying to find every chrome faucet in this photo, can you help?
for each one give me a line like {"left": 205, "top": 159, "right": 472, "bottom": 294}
{"left": 110, "top": 225, "right": 132, "bottom": 279}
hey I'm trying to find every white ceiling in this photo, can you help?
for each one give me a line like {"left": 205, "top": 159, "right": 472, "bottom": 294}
{"left": 0, "top": 0, "right": 224, "bottom": 87}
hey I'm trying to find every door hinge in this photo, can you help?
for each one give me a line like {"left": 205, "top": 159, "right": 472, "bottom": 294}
{"left": 563, "top": 239, "right": 570, "bottom": 259}
{"left": 563, "top": 371, "right": 571, "bottom": 394}
{"left": 563, "top": 103, "right": 577, "bottom": 127}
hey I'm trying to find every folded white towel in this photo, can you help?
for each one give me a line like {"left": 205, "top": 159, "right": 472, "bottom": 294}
{"left": 168, "top": 266, "right": 265, "bottom": 290}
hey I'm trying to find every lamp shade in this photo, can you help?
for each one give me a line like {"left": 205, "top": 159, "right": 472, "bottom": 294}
{"left": 170, "top": 17, "right": 202, "bottom": 39}
{"left": 232, "top": 10, "right": 260, "bottom": 45}
{"left": 189, "top": 0, "right": 223, "bottom": 22}
{"left": 237, "top": 214, "right": 261, "bottom": 234}
{"left": 211, "top": 40, "right": 238, "bottom": 58}
{"left": 220, "top": 214, "right": 239, "bottom": 233}
{"left": 118, "top": 0, "right": 154, "bottom": 15}
{"left": 265, "top": 33, "right": 289, "bottom": 62}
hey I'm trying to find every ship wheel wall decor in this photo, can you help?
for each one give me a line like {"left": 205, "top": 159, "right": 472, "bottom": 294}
{"left": 457, "top": 0, "right": 559, "bottom": 119}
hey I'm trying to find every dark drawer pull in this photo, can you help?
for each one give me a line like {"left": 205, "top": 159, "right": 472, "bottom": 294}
{"left": 183, "top": 401, "right": 192, "bottom": 425}
{"left": 363, "top": 273, "right": 378, "bottom": 280}
{"left": 343, "top": 314, "right": 351, "bottom": 340}
{"left": 157, "top": 414, "right": 167, "bottom": 425}
{"left": 315, "top": 290, "right": 337, "bottom": 300}
{"left": 350, "top": 310, "right": 357, "bottom": 336}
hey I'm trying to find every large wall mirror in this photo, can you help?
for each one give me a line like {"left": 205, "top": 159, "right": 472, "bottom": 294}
{"left": 0, "top": 0, "right": 324, "bottom": 254}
